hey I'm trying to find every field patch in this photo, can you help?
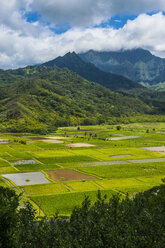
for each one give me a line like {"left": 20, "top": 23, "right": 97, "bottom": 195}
{"left": 141, "top": 146, "right": 165, "bottom": 152}
{"left": 66, "top": 143, "right": 96, "bottom": 147}
{"left": 0, "top": 178, "right": 9, "bottom": 187}
{"left": 40, "top": 140, "right": 64, "bottom": 144}
{"left": 111, "top": 155, "right": 131, "bottom": 158}
{"left": 46, "top": 136, "right": 70, "bottom": 140}
{"left": 23, "top": 183, "right": 69, "bottom": 195}
{"left": 33, "top": 150, "right": 75, "bottom": 158}
{"left": 31, "top": 189, "right": 115, "bottom": 216}
{"left": 66, "top": 181, "right": 101, "bottom": 191}
{"left": 0, "top": 159, "right": 11, "bottom": 167}
{"left": 0, "top": 167, "right": 18, "bottom": 174}
{"left": 39, "top": 155, "right": 98, "bottom": 164}
{"left": 46, "top": 169, "right": 97, "bottom": 182}
{"left": 130, "top": 158, "right": 165, "bottom": 164}
{"left": 15, "top": 163, "right": 60, "bottom": 172}
{"left": 108, "top": 136, "right": 140, "bottom": 141}
{"left": 137, "top": 175, "right": 165, "bottom": 184}
{"left": 12, "top": 159, "right": 37, "bottom": 166}
{"left": 2, "top": 172, "right": 50, "bottom": 186}
{"left": 97, "top": 178, "right": 145, "bottom": 189}
{"left": 80, "top": 158, "right": 165, "bottom": 167}
{"left": 79, "top": 162, "right": 165, "bottom": 179}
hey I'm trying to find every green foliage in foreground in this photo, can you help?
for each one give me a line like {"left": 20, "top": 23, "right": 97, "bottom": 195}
{"left": 1, "top": 184, "right": 165, "bottom": 248}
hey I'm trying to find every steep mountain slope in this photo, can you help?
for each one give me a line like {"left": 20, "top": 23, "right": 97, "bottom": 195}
{"left": 79, "top": 49, "right": 165, "bottom": 86}
{"left": 43, "top": 52, "right": 143, "bottom": 92}
{"left": 0, "top": 67, "right": 153, "bottom": 133}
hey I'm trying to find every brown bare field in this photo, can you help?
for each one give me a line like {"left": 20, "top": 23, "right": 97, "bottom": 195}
{"left": 46, "top": 169, "right": 97, "bottom": 181}
{"left": 66, "top": 143, "right": 95, "bottom": 147}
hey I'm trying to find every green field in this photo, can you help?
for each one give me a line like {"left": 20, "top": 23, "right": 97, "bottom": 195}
{"left": 1, "top": 122, "right": 165, "bottom": 216}
{"left": 31, "top": 189, "right": 115, "bottom": 216}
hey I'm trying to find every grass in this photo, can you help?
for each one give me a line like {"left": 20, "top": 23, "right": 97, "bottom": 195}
{"left": 5, "top": 151, "right": 34, "bottom": 162}
{"left": 115, "top": 185, "right": 157, "bottom": 196}
{"left": 15, "top": 163, "right": 60, "bottom": 172}
{"left": 78, "top": 162, "right": 165, "bottom": 179}
{"left": 0, "top": 159, "right": 11, "bottom": 167}
{"left": 65, "top": 181, "right": 101, "bottom": 192}
{"left": 38, "top": 155, "right": 98, "bottom": 164}
{"left": 1, "top": 122, "right": 165, "bottom": 217}
{"left": 137, "top": 175, "right": 165, "bottom": 184}
{"left": 0, "top": 178, "right": 9, "bottom": 187}
{"left": 31, "top": 189, "right": 115, "bottom": 216}
{"left": 96, "top": 178, "right": 145, "bottom": 189}
{"left": 23, "top": 183, "right": 69, "bottom": 195}
{"left": 70, "top": 147, "right": 165, "bottom": 161}
{"left": 35, "top": 142, "right": 66, "bottom": 149}
{"left": 32, "top": 150, "right": 75, "bottom": 158}
{"left": 0, "top": 166, "right": 18, "bottom": 174}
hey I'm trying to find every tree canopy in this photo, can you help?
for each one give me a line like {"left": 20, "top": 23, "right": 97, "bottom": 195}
{"left": 1, "top": 184, "right": 165, "bottom": 247}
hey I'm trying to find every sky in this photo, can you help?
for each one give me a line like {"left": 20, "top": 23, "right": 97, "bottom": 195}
{"left": 1, "top": 0, "right": 165, "bottom": 69}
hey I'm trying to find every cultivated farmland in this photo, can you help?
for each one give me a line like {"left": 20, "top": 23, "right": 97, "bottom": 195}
{"left": 0, "top": 122, "right": 165, "bottom": 217}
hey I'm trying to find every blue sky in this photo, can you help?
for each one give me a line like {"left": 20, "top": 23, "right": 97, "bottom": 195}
{"left": 24, "top": 11, "right": 138, "bottom": 30}
{"left": 0, "top": 1, "right": 165, "bottom": 69}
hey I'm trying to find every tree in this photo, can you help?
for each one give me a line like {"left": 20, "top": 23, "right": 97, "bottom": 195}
{"left": 0, "top": 187, "right": 19, "bottom": 248}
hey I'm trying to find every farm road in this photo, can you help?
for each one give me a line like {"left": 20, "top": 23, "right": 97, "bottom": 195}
{"left": 82, "top": 158, "right": 165, "bottom": 167}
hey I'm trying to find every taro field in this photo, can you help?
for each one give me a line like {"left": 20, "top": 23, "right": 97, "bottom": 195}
{"left": 1, "top": 122, "right": 165, "bottom": 217}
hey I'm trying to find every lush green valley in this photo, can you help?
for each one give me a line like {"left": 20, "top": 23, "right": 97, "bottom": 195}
{"left": 1, "top": 122, "right": 165, "bottom": 247}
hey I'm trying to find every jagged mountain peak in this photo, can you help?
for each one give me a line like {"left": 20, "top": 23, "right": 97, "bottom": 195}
{"left": 79, "top": 48, "right": 165, "bottom": 85}
{"left": 41, "top": 51, "right": 142, "bottom": 92}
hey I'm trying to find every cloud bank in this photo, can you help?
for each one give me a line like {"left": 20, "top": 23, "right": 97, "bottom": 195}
{"left": 31, "top": 0, "right": 165, "bottom": 27}
{"left": 0, "top": 1, "right": 165, "bottom": 68}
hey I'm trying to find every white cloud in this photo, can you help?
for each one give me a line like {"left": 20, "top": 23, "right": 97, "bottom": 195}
{"left": 0, "top": 1, "right": 165, "bottom": 68}
{"left": 30, "top": 0, "right": 165, "bottom": 27}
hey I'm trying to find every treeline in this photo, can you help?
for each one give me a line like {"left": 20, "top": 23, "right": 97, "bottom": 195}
{"left": 1, "top": 184, "right": 165, "bottom": 248}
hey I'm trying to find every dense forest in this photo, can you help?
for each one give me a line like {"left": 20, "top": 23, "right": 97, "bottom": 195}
{"left": 0, "top": 66, "right": 156, "bottom": 133}
{"left": 1, "top": 183, "right": 165, "bottom": 248}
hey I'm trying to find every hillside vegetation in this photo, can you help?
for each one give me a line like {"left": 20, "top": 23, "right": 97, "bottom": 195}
{"left": 43, "top": 52, "right": 142, "bottom": 91}
{"left": 80, "top": 48, "right": 165, "bottom": 89}
{"left": 0, "top": 66, "right": 152, "bottom": 133}
{"left": 0, "top": 51, "right": 165, "bottom": 133}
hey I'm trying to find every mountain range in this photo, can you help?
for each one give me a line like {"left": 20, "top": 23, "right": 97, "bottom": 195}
{"left": 43, "top": 52, "right": 143, "bottom": 92}
{"left": 0, "top": 48, "right": 165, "bottom": 133}
{"left": 79, "top": 48, "right": 165, "bottom": 89}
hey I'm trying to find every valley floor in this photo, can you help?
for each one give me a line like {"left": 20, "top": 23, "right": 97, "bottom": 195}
{"left": 1, "top": 122, "right": 165, "bottom": 217}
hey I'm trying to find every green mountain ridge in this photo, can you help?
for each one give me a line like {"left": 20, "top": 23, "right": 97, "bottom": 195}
{"left": 0, "top": 66, "right": 154, "bottom": 133}
{"left": 79, "top": 48, "right": 165, "bottom": 87}
{"left": 0, "top": 51, "right": 165, "bottom": 133}
{"left": 43, "top": 51, "right": 143, "bottom": 92}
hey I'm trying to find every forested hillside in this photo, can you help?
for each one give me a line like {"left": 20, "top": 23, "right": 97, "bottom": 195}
{"left": 0, "top": 51, "right": 165, "bottom": 133}
{"left": 0, "top": 66, "right": 152, "bottom": 133}
{"left": 43, "top": 52, "right": 142, "bottom": 92}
